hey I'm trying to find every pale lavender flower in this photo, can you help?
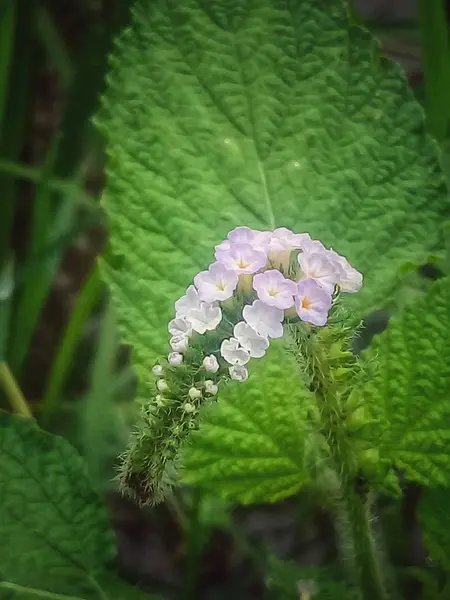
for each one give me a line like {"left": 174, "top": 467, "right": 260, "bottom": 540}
{"left": 168, "top": 352, "right": 183, "bottom": 366}
{"left": 228, "top": 226, "right": 271, "bottom": 249}
{"left": 220, "top": 338, "right": 250, "bottom": 365}
{"left": 215, "top": 242, "right": 267, "bottom": 274}
{"left": 295, "top": 279, "right": 332, "bottom": 326}
{"left": 215, "top": 226, "right": 270, "bottom": 258}
{"left": 194, "top": 262, "right": 238, "bottom": 302}
{"left": 243, "top": 299, "right": 284, "bottom": 339}
{"left": 233, "top": 321, "right": 269, "bottom": 358}
{"left": 168, "top": 317, "right": 192, "bottom": 338}
{"left": 268, "top": 227, "right": 311, "bottom": 252}
{"left": 253, "top": 269, "right": 297, "bottom": 309}
{"left": 328, "top": 250, "right": 363, "bottom": 293}
{"left": 203, "top": 354, "right": 220, "bottom": 373}
{"left": 229, "top": 365, "right": 248, "bottom": 382}
{"left": 297, "top": 251, "right": 340, "bottom": 294}
{"left": 300, "top": 239, "right": 327, "bottom": 253}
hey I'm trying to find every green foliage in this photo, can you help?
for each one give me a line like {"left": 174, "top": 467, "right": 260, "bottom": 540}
{"left": 182, "top": 343, "right": 311, "bottom": 503}
{"left": 98, "top": 0, "right": 448, "bottom": 390}
{"left": 418, "top": 486, "right": 450, "bottom": 570}
{"left": 264, "top": 553, "right": 361, "bottom": 599}
{"left": 358, "top": 277, "right": 450, "bottom": 487}
{"left": 0, "top": 412, "right": 160, "bottom": 600}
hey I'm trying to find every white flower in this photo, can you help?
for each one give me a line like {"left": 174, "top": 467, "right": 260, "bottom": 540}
{"left": 220, "top": 337, "right": 250, "bottom": 365}
{"left": 328, "top": 250, "right": 363, "bottom": 293}
{"left": 242, "top": 299, "right": 284, "bottom": 339}
{"left": 157, "top": 379, "right": 169, "bottom": 393}
{"left": 268, "top": 227, "right": 311, "bottom": 252}
{"left": 203, "top": 355, "right": 219, "bottom": 373}
{"left": 297, "top": 251, "right": 340, "bottom": 294}
{"left": 183, "top": 402, "right": 196, "bottom": 413}
{"left": 194, "top": 262, "right": 238, "bottom": 302}
{"left": 170, "top": 334, "right": 189, "bottom": 353}
{"left": 152, "top": 365, "right": 164, "bottom": 377}
{"left": 204, "top": 380, "right": 218, "bottom": 395}
{"left": 252, "top": 269, "right": 297, "bottom": 309}
{"left": 175, "top": 285, "right": 202, "bottom": 317}
{"left": 215, "top": 242, "right": 267, "bottom": 274}
{"left": 168, "top": 352, "right": 183, "bottom": 366}
{"left": 229, "top": 365, "right": 248, "bottom": 382}
{"left": 188, "top": 387, "right": 202, "bottom": 400}
{"left": 186, "top": 302, "right": 222, "bottom": 334}
{"left": 233, "top": 321, "right": 269, "bottom": 358}
{"left": 168, "top": 317, "right": 192, "bottom": 338}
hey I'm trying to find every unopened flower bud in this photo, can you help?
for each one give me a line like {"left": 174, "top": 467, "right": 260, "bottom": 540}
{"left": 168, "top": 351, "right": 183, "bottom": 366}
{"left": 203, "top": 355, "right": 219, "bottom": 373}
{"left": 170, "top": 334, "right": 189, "bottom": 353}
{"left": 183, "top": 402, "right": 196, "bottom": 413}
{"left": 204, "top": 380, "right": 218, "bottom": 395}
{"left": 188, "top": 387, "right": 202, "bottom": 400}
{"left": 152, "top": 364, "right": 164, "bottom": 377}
{"left": 157, "top": 379, "right": 169, "bottom": 393}
{"left": 229, "top": 365, "right": 248, "bottom": 382}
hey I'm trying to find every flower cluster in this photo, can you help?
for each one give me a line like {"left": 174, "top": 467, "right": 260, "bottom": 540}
{"left": 154, "top": 227, "right": 362, "bottom": 393}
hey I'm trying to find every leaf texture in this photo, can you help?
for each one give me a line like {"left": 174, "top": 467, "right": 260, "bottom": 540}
{"left": 182, "top": 344, "right": 311, "bottom": 503}
{"left": 0, "top": 413, "right": 159, "bottom": 599}
{"left": 99, "top": 0, "right": 448, "bottom": 380}
{"left": 359, "top": 277, "right": 450, "bottom": 486}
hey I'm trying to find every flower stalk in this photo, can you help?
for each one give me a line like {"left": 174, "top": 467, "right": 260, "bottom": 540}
{"left": 288, "top": 319, "right": 389, "bottom": 600}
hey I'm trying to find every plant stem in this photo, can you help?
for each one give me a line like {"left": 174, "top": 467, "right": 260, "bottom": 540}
{"left": 289, "top": 324, "right": 388, "bottom": 600}
{"left": 337, "top": 484, "right": 387, "bottom": 600}
{"left": 0, "top": 362, "right": 32, "bottom": 418}
{"left": 418, "top": 0, "right": 450, "bottom": 141}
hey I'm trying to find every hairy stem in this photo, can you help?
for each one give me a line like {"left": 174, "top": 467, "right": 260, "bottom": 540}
{"left": 289, "top": 323, "right": 388, "bottom": 600}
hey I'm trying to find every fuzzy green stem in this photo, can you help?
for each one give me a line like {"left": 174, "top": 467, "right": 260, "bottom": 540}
{"left": 289, "top": 323, "right": 388, "bottom": 600}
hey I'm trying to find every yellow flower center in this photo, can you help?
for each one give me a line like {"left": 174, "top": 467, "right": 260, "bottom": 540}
{"left": 236, "top": 259, "right": 250, "bottom": 269}
{"left": 268, "top": 287, "right": 278, "bottom": 297}
{"left": 301, "top": 297, "right": 312, "bottom": 309}
{"left": 216, "top": 282, "right": 226, "bottom": 291}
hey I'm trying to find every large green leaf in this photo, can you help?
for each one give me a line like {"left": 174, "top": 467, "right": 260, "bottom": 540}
{"left": 358, "top": 277, "right": 450, "bottom": 486}
{"left": 0, "top": 412, "right": 160, "bottom": 600}
{"left": 182, "top": 343, "right": 311, "bottom": 503}
{"left": 99, "top": 0, "right": 448, "bottom": 379}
